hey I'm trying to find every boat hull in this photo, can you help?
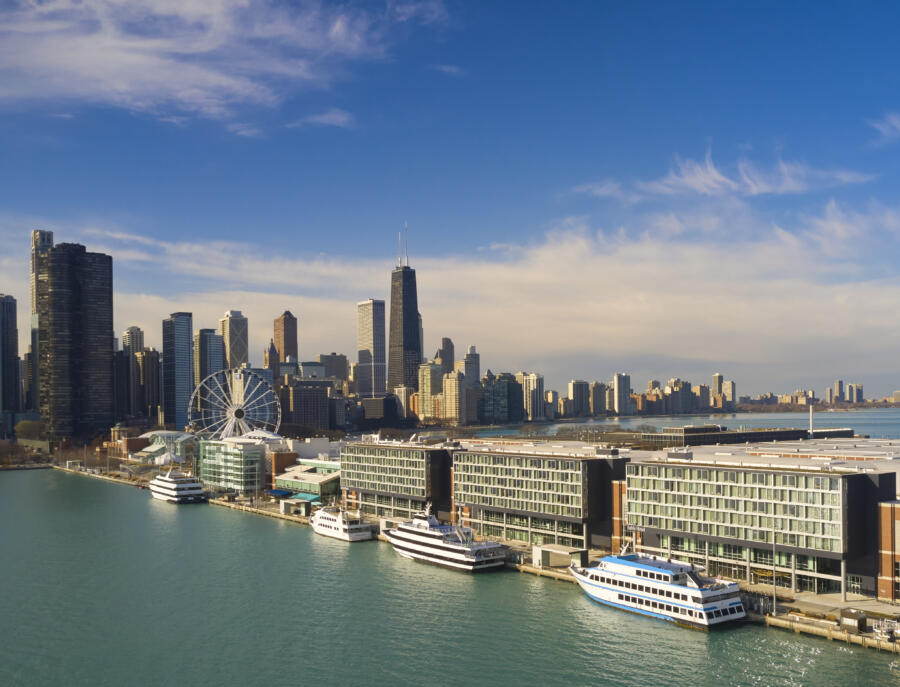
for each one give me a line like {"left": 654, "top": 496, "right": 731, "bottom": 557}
{"left": 311, "top": 522, "right": 373, "bottom": 542}
{"left": 383, "top": 531, "right": 505, "bottom": 572}
{"left": 150, "top": 491, "right": 208, "bottom": 504}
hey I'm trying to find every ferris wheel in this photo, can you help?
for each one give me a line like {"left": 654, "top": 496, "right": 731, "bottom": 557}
{"left": 188, "top": 368, "right": 281, "bottom": 439}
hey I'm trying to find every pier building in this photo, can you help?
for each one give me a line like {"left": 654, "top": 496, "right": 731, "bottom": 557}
{"left": 624, "top": 445, "right": 896, "bottom": 599}
{"left": 451, "top": 440, "right": 627, "bottom": 549}
{"left": 197, "top": 437, "right": 267, "bottom": 495}
{"left": 340, "top": 438, "right": 452, "bottom": 519}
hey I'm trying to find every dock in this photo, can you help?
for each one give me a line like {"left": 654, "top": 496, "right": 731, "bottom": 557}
{"left": 766, "top": 614, "right": 900, "bottom": 653}
{"left": 208, "top": 497, "right": 310, "bottom": 526}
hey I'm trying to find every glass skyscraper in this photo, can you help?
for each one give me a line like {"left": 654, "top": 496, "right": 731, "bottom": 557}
{"left": 163, "top": 312, "right": 194, "bottom": 430}
{"left": 357, "top": 298, "right": 385, "bottom": 397}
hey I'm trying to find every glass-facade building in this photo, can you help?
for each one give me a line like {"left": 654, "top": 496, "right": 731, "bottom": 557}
{"left": 340, "top": 441, "right": 451, "bottom": 519}
{"left": 625, "top": 456, "right": 895, "bottom": 597}
{"left": 198, "top": 438, "right": 266, "bottom": 495}
{"left": 162, "top": 312, "right": 193, "bottom": 431}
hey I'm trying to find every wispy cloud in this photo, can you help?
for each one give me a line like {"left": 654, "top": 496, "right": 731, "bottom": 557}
{"left": 287, "top": 108, "right": 356, "bottom": 129}
{"left": 431, "top": 64, "right": 465, "bottom": 76}
{"left": 0, "top": 0, "right": 446, "bottom": 133}
{"left": 571, "top": 180, "right": 641, "bottom": 204}
{"left": 869, "top": 112, "right": 900, "bottom": 143}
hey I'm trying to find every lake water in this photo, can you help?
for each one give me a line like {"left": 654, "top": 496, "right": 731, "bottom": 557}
{"left": 2, "top": 469, "right": 899, "bottom": 686}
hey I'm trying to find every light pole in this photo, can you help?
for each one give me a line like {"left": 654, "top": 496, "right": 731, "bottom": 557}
{"left": 772, "top": 521, "right": 777, "bottom": 615}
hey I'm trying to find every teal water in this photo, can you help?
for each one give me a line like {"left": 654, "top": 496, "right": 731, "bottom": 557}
{"left": 2, "top": 470, "right": 899, "bottom": 687}
{"left": 472, "top": 407, "right": 900, "bottom": 439}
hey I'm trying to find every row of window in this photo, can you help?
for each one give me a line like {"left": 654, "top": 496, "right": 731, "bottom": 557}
{"left": 626, "top": 464, "right": 840, "bottom": 491}
{"left": 627, "top": 481, "right": 842, "bottom": 505}
{"left": 590, "top": 573, "right": 697, "bottom": 602}
{"left": 626, "top": 502, "right": 842, "bottom": 532}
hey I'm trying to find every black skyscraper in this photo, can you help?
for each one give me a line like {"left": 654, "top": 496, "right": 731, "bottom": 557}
{"left": 36, "top": 242, "right": 114, "bottom": 440}
{"left": 388, "top": 264, "right": 421, "bottom": 392}
{"left": 0, "top": 294, "right": 19, "bottom": 419}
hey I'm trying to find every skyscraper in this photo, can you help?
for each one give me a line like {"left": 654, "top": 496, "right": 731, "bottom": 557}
{"left": 712, "top": 373, "right": 723, "bottom": 398}
{"left": 834, "top": 380, "right": 844, "bottom": 403}
{"left": 568, "top": 380, "right": 590, "bottom": 417}
{"left": 417, "top": 361, "right": 443, "bottom": 420}
{"left": 613, "top": 373, "right": 632, "bottom": 416}
{"left": 520, "top": 372, "right": 545, "bottom": 421}
{"left": 388, "top": 264, "right": 421, "bottom": 391}
{"left": 357, "top": 299, "right": 385, "bottom": 397}
{"left": 35, "top": 240, "right": 114, "bottom": 439}
{"left": 163, "top": 312, "right": 193, "bottom": 430}
{"left": 29, "top": 230, "right": 54, "bottom": 411}
{"left": 135, "top": 348, "right": 160, "bottom": 420}
{"left": 274, "top": 310, "right": 298, "bottom": 362}
{"left": 122, "top": 326, "right": 144, "bottom": 355}
{"left": 0, "top": 295, "right": 19, "bottom": 422}
{"left": 219, "top": 310, "right": 248, "bottom": 369}
{"left": 121, "top": 326, "right": 144, "bottom": 416}
{"left": 194, "top": 328, "right": 225, "bottom": 385}
{"left": 437, "top": 337, "right": 455, "bottom": 375}
{"left": 455, "top": 345, "right": 480, "bottom": 385}
{"left": 263, "top": 339, "right": 280, "bottom": 383}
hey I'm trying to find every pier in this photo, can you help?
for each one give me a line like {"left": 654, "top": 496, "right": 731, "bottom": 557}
{"left": 765, "top": 614, "right": 900, "bottom": 653}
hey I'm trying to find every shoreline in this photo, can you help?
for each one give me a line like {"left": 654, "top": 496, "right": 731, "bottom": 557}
{"left": 29, "top": 465, "right": 900, "bottom": 654}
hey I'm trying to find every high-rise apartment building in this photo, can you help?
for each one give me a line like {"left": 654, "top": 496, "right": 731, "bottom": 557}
{"left": 454, "top": 345, "right": 480, "bottom": 385}
{"left": 613, "top": 373, "right": 631, "bottom": 416}
{"left": 163, "top": 312, "right": 194, "bottom": 430}
{"left": 418, "top": 361, "right": 443, "bottom": 421}
{"left": 520, "top": 372, "right": 545, "bottom": 421}
{"left": 723, "top": 380, "right": 736, "bottom": 406}
{"left": 121, "top": 326, "right": 144, "bottom": 417}
{"left": 35, "top": 240, "right": 114, "bottom": 440}
{"left": 122, "top": 326, "right": 144, "bottom": 355}
{"left": 479, "top": 371, "right": 523, "bottom": 425}
{"left": 834, "top": 380, "right": 844, "bottom": 404}
{"left": 357, "top": 299, "right": 386, "bottom": 397}
{"left": 388, "top": 264, "right": 421, "bottom": 392}
{"left": 219, "top": 310, "right": 249, "bottom": 369}
{"left": 568, "top": 380, "right": 590, "bottom": 417}
{"left": 712, "top": 373, "right": 723, "bottom": 398}
{"left": 442, "top": 370, "right": 467, "bottom": 425}
{"left": 589, "top": 381, "right": 607, "bottom": 416}
{"left": 274, "top": 310, "right": 298, "bottom": 362}
{"left": 0, "top": 295, "right": 19, "bottom": 421}
{"left": 28, "top": 230, "right": 54, "bottom": 412}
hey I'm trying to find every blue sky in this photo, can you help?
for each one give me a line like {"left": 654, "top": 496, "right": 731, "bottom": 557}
{"left": 2, "top": 1, "right": 900, "bottom": 397}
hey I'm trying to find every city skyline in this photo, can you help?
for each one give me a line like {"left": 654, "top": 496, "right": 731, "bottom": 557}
{"left": 4, "top": 3, "right": 900, "bottom": 395}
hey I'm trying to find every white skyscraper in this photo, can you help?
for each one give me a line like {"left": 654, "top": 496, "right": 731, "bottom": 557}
{"left": 357, "top": 299, "right": 386, "bottom": 397}
{"left": 219, "top": 310, "right": 249, "bottom": 369}
{"left": 521, "top": 372, "right": 545, "bottom": 421}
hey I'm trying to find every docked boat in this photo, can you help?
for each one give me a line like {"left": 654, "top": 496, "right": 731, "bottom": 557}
{"left": 310, "top": 507, "right": 374, "bottom": 542}
{"left": 571, "top": 553, "right": 746, "bottom": 629}
{"left": 148, "top": 469, "right": 208, "bottom": 504}
{"left": 383, "top": 504, "right": 506, "bottom": 572}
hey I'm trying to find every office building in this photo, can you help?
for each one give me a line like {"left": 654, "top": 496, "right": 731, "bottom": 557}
{"left": 712, "top": 373, "right": 723, "bottom": 398}
{"left": 454, "top": 345, "right": 480, "bottom": 384}
{"left": 279, "top": 379, "right": 330, "bottom": 430}
{"left": 568, "top": 380, "right": 590, "bottom": 417}
{"left": 357, "top": 298, "right": 386, "bottom": 397}
{"left": 388, "top": 262, "right": 421, "bottom": 392}
{"left": 162, "top": 312, "right": 194, "bottom": 431}
{"left": 219, "top": 310, "right": 249, "bottom": 369}
{"left": 122, "top": 326, "right": 143, "bottom": 355}
{"left": 135, "top": 348, "right": 160, "bottom": 419}
{"left": 479, "top": 371, "right": 523, "bottom": 425}
{"left": 437, "top": 337, "right": 455, "bottom": 375}
{"left": 35, "top": 239, "right": 114, "bottom": 440}
{"left": 625, "top": 446, "right": 895, "bottom": 598}
{"left": 198, "top": 437, "right": 266, "bottom": 495}
{"left": 341, "top": 439, "right": 452, "bottom": 519}
{"left": 263, "top": 339, "right": 280, "bottom": 382}
{"left": 318, "top": 352, "right": 348, "bottom": 380}
{"left": 834, "top": 380, "right": 844, "bottom": 404}
{"left": 613, "top": 373, "right": 631, "bottom": 416}
{"left": 120, "top": 326, "right": 145, "bottom": 416}
{"left": 0, "top": 295, "right": 19, "bottom": 422}
{"left": 274, "top": 310, "right": 298, "bottom": 362}
{"left": 452, "top": 440, "right": 628, "bottom": 549}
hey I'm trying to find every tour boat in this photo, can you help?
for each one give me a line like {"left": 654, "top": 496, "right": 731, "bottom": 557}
{"left": 148, "top": 469, "right": 208, "bottom": 504}
{"left": 310, "top": 507, "right": 374, "bottom": 542}
{"left": 571, "top": 553, "right": 746, "bottom": 629}
{"left": 383, "top": 504, "right": 506, "bottom": 572}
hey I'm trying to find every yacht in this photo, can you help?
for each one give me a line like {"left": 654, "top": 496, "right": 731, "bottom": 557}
{"left": 310, "top": 507, "right": 374, "bottom": 542}
{"left": 383, "top": 504, "right": 506, "bottom": 572}
{"left": 571, "top": 553, "right": 746, "bottom": 629}
{"left": 148, "top": 469, "right": 208, "bottom": 504}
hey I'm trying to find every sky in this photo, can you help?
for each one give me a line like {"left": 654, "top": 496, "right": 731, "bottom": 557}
{"left": 2, "top": 1, "right": 900, "bottom": 397}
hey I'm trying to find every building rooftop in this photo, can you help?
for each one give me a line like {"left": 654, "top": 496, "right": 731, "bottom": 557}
{"left": 277, "top": 462, "right": 341, "bottom": 486}
{"left": 457, "top": 438, "right": 620, "bottom": 459}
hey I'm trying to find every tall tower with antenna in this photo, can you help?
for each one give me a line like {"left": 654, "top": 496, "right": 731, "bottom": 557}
{"left": 388, "top": 223, "right": 421, "bottom": 392}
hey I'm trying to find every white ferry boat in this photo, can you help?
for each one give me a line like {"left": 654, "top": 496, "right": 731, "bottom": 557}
{"left": 571, "top": 554, "right": 746, "bottom": 629}
{"left": 383, "top": 505, "right": 506, "bottom": 572}
{"left": 148, "top": 469, "right": 208, "bottom": 504}
{"left": 310, "top": 507, "right": 374, "bottom": 542}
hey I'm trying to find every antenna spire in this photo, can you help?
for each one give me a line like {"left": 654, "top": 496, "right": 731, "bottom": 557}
{"left": 398, "top": 229, "right": 402, "bottom": 267}
{"left": 404, "top": 221, "right": 409, "bottom": 266}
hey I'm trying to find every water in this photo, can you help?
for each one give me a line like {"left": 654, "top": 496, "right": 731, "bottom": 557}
{"left": 2, "top": 470, "right": 898, "bottom": 687}
{"left": 468, "top": 407, "right": 900, "bottom": 440}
